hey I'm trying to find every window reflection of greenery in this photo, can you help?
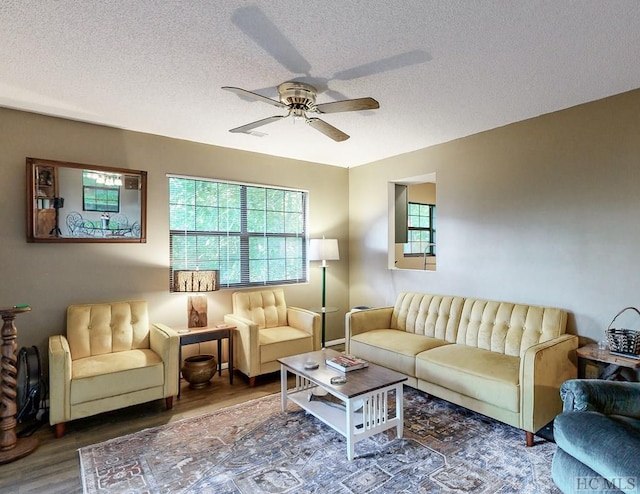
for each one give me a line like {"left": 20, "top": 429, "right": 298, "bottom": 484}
{"left": 404, "top": 202, "right": 436, "bottom": 257}
{"left": 169, "top": 177, "right": 308, "bottom": 289}
{"left": 82, "top": 171, "right": 120, "bottom": 212}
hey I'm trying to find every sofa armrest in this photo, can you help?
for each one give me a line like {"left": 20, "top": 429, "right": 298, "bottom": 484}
{"left": 345, "top": 307, "right": 393, "bottom": 353}
{"left": 224, "top": 314, "right": 260, "bottom": 377}
{"left": 287, "top": 307, "right": 321, "bottom": 350}
{"left": 48, "top": 335, "right": 72, "bottom": 426}
{"left": 560, "top": 379, "right": 640, "bottom": 417}
{"left": 151, "top": 323, "right": 180, "bottom": 397}
{"left": 520, "top": 334, "right": 578, "bottom": 433}
{"left": 348, "top": 307, "right": 393, "bottom": 336}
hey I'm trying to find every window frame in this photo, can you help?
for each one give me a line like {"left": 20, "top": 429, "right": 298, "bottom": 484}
{"left": 403, "top": 201, "right": 436, "bottom": 257}
{"left": 81, "top": 169, "right": 122, "bottom": 214}
{"left": 168, "top": 174, "right": 309, "bottom": 290}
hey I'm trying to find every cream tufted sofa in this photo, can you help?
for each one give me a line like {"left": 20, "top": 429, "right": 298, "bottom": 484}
{"left": 48, "top": 301, "right": 179, "bottom": 437}
{"left": 346, "top": 292, "right": 578, "bottom": 446}
{"left": 224, "top": 288, "right": 320, "bottom": 386}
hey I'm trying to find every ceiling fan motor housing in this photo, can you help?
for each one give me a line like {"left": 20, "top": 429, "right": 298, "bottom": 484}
{"left": 278, "top": 82, "right": 317, "bottom": 113}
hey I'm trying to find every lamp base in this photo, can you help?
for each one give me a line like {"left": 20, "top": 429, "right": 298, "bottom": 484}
{"left": 187, "top": 295, "right": 208, "bottom": 328}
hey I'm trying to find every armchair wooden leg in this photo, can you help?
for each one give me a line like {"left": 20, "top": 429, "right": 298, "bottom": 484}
{"left": 165, "top": 396, "right": 174, "bottom": 410}
{"left": 55, "top": 423, "right": 65, "bottom": 439}
{"left": 249, "top": 376, "right": 257, "bottom": 387}
{"left": 525, "top": 431, "right": 534, "bottom": 447}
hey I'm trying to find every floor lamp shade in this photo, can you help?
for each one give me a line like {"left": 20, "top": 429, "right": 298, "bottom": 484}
{"left": 309, "top": 239, "right": 339, "bottom": 347}
{"left": 309, "top": 238, "right": 340, "bottom": 264}
{"left": 173, "top": 270, "right": 219, "bottom": 328}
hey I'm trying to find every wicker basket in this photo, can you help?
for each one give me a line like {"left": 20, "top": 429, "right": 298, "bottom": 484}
{"left": 605, "top": 307, "right": 640, "bottom": 357}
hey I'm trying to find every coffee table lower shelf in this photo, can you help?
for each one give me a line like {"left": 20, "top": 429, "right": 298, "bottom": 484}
{"left": 280, "top": 367, "right": 404, "bottom": 460}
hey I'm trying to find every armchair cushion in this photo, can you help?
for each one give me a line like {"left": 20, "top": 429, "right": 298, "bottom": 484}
{"left": 232, "top": 289, "right": 288, "bottom": 329}
{"left": 554, "top": 411, "right": 640, "bottom": 489}
{"left": 71, "top": 349, "right": 164, "bottom": 404}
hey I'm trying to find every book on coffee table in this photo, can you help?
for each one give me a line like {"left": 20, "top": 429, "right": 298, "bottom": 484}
{"left": 325, "top": 354, "right": 369, "bottom": 372}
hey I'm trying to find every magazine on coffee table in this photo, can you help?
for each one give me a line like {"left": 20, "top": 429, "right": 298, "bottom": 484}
{"left": 325, "top": 354, "right": 369, "bottom": 372}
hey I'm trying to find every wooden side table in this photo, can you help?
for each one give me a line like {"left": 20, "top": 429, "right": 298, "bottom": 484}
{"left": 177, "top": 325, "right": 235, "bottom": 398}
{"left": 576, "top": 343, "right": 640, "bottom": 380}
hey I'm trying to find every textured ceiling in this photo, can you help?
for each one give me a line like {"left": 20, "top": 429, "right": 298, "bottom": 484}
{"left": 1, "top": 1, "right": 640, "bottom": 168}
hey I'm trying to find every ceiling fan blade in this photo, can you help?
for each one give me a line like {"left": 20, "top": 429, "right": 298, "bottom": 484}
{"left": 231, "top": 6, "right": 311, "bottom": 75}
{"left": 229, "top": 115, "right": 287, "bottom": 134}
{"left": 222, "top": 87, "right": 287, "bottom": 109}
{"left": 307, "top": 118, "right": 350, "bottom": 142}
{"left": 315, "top": 97, "right": 380, "bottom": 114}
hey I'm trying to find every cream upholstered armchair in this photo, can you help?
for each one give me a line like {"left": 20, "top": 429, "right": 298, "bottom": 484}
{"left": 224, "top": 288, "right": 320, "bottom": 386}
{"left": 48, "top": 300, "right": 179, "bottom": 437}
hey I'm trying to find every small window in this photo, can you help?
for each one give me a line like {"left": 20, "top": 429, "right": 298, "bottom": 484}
{"left": 168, "top": 176, "right": 309, "bottom": 289}
{"left": 82, "top": 171, "right": 121, "bottom": 212}
{"left": 403, "top": 202, "right": 436, "bottom": 256}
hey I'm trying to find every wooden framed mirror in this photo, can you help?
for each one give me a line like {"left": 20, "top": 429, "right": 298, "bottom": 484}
{"left": 26, "top": 157, "right": 147, "bottom": 243}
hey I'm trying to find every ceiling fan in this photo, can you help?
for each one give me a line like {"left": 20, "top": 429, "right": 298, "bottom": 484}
{"left": 222, "top": 82, "right": 379, "bottom": 142}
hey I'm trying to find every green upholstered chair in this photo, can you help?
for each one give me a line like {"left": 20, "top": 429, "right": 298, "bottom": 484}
{"left": 552, "top": 379, "right": 640, "bottom": 494}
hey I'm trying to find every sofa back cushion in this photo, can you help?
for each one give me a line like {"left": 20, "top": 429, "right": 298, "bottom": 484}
{"left": 390, "top": 292, "right": 465, "bottom": 343}
{"left": 232, "top": 288, "right": 288, "bottom": 329}
{"left": 66, "top": 300, "right": 150, "bottom": 360}
{"left": 456, "top": 298, "right": 567, "bottom": 357}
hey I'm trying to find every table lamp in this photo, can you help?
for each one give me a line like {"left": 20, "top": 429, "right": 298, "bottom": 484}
{"left": 173, "top": 270, "right": 219, "bottom": 328}
{"left": 309, "top": 238, "right": 340, "bottom": 347}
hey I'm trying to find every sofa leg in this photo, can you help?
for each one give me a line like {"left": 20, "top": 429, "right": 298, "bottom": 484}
{"left": 525, "top": 431, "right": 534, "bottom": 447}
{"left": 55, "top": 423, "right": 65, "bottom": 438}
{"left": 166, "top": 396, "right": 174, "bottom": 410}
{"left": 249, "top": 376, "right": 257, "bottom": 387}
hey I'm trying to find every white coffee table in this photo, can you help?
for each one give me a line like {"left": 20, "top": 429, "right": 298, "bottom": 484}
{"left": 278, "top": 348, "right": 406, "bottom": 460}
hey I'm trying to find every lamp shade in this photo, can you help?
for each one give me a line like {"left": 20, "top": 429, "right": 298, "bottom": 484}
{"left": 309, "top": 238, "right": 340, "bottom": 262}
{"left": 173, "top": 270, "right": 219, "bottom": 292}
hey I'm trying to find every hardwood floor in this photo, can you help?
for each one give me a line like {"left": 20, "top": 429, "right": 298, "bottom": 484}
{"left": 0, "top": 370, "right": 288, "bottom": 494}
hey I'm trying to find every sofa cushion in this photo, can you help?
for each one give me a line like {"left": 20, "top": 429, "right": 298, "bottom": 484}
{"left": 416, "top": 344, "right": 520, "bottom": 412}
{"left": 351, "top": 329, "right": 450, "bottom": 377}
{"left": 259, "top": 326, "right": 313, "bottom": 363}
{"left": 71, "top": 349, "right": 164, "bottom": 404}
{"left": 390, "top": 293, "right": 465, "bottom": 343}
{"left": 456, "top": 299, "right": 567, "bottom": 357}
{"left": 554, "top": 411, "right": 640, "bottom": 487}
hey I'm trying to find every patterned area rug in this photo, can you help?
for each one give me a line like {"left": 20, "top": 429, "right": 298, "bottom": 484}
{"left": 78, "top": 388, "right": 559, "bottom": 493}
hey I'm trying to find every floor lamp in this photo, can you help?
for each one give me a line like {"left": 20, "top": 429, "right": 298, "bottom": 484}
{"left": 309, "top": 238, "right": 340, "bottom": 348}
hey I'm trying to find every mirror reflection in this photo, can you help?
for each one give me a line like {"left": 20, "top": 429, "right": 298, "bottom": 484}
{"left": 389, "top": 173, "right": 437, "bottom": 270}
{"left": 27, "top": 158, "right": 147, "bottom": 243}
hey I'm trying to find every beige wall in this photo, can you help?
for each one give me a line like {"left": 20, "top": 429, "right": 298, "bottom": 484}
{"left": 349, "top": 88, "right": 640, "bottom": 343}
{"left": 0, "top": 108, "right": 349, "bottom": 352}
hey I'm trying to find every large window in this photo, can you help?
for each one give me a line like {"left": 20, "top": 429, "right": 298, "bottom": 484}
{"left": 403, "top": 202, "right": 436, "bottom": 256}
{"left": 169, "top": 176, "right": 308, "bottom": 289}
